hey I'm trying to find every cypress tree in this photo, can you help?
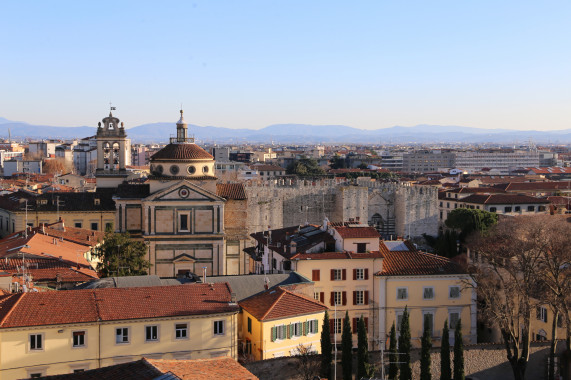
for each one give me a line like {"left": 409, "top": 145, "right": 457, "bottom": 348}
{"left": 398, "top": 307, "right": 412, "bottom": 380}
{"left": 320, "top": 310, "right": 333, "bottom": 380}
{"left": 341, "top": 311, "right": 353, "bottom": 380}
{"left": 440, "top": 320, "right": 451, "bottom": 380}
{"left": 357, "top": 316, "right": 372, "bottom": 379}
{"left": 453, "top": 319, "right": 464, "bottom": 380}
{"left": 388, "top": 322, "right": 398, "bottom": 380}
{"left": 420, "top": 315, "right": 432, "bottom": 380}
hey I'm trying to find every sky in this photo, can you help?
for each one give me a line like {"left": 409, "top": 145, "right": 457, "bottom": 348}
{"left": 1, "top": 1, "right": 570, "bottom": 131}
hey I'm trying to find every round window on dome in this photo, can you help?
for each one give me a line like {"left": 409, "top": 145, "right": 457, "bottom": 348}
{"left": 156, "top": 165, "right": 164, "bottom": 174}
{"left": 202, "top": 165, "right": 209, "bottom": 174}
{"left": 170, "top": 165, "right": 179, "bottom": 175}
{"left": 187, "top": 165, "right": 196, "bottom": 175}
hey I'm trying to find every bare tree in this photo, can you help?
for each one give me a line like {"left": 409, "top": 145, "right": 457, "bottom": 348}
{"left": 292, "top": 343, "right": 320, "bottom": 380}
{"left": 468, "top": 216, "right": 547, "bottom": 380}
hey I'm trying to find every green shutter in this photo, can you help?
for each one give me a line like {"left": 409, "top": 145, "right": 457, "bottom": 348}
{"left": 286, "top": 324, "right": 291, "bottom": 339}
{"left": 271, "top": 326, "right": 276, "bottom": 342}
{"left": 303, "top": 321, "right": 308, "bottom": 336}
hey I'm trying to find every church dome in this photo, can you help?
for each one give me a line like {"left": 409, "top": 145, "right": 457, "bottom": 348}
{"left": 150, "top": 143, "right": 213, "bottom": 161}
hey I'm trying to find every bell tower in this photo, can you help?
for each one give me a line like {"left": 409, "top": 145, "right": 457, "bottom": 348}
{"left": 95, "top": 107, "right": 130, "bottom": 188}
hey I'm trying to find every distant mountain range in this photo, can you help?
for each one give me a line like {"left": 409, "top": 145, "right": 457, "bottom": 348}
{"left": 0, "top": 117, "right": 570, "bottom": 144}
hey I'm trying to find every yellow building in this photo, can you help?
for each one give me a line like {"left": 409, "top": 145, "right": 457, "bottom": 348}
{"left": 239, "top": 287, "right": 327, "bottom": 360}
{"left": 0, "top": 284, "right": 239, "bottom": 380}
{"left": 378, "top": 241, "right": 476, "bottom": 347}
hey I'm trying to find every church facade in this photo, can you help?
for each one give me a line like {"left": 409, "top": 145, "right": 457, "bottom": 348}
{"left": 112, "top": 111, "right": 229, "bottom": 277}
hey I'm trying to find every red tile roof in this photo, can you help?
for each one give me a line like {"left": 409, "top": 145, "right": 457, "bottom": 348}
{"left": 459, "top": 194, "right": 550, "bottom": 205}
{"left": 291, "top": 251, "right": 383, "bottom": 260}
{"left": 217, "top": 183, "right": 247, "bottom": 200}
{"left": 31, "top": 357, "right": 258, "bottom": 380}
{"left": 151, "top": 143, "right": 213, "bottom": 161}
{"left": 493, "top": 181, "right": 571, "bottom": 192}
{"left": 249, "top": 164, "right": 285, "bottom": 172}
{"left": 333, "top": 225, "right": 380, "bottom": 239}
{"left": 239, "top": 287, "right": 327, "bottom": 321}
{"left": 377, "top": 245, "right": 464, "bottom": 276}
{"left": 147, "top": 357, "right": 259, "bottom": 380}
{"left": 0, "top": 257, "right": 98, "bottom": 283}
{"left": 0, "top": 283, "right": 238, "bottom": 328}
{"left": 525, "top": 167, "right": 571, "bottom": 174}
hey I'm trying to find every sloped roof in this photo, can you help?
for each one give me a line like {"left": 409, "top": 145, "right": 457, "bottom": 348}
{"left": 249, "top": 164, "right": 285, "bottom": 172}
{"left": 0, "top": 258, "right": 98, "bottom": 282}
{"left": 333, "top": 225, "right": 380, "bottom": 239}
{"left": 250, "top": 225, "right": 335, "bottom": 259}
{"left": 0, "top": 283, "right": 238, "bottom": 328}
{"left": 0, "top": 191, "right": 115, "bottom": 212}
{"left": 31, "top": 357, "right": 258, "bottom": 380}
{"left": 493, "top": 181, "right": 571, "bottom": 191}
{"left": 150, "top": 143, "right": 213, "bottom": 161}
{"left": 291, "top": 251, "right": 383, "bottom": 260}
{"left": 377, "top": 246, "right": 464, "bottom": 276}
{"left": 74, "top": 274, "right": 183, "bottom": 289}
{"left": 460, "top": 194, "right": 550, "bottom": 205}
{"left": 217, "top": 183, "right": 247, "bottom": 200}
{"left": 208, "top": 272, "right": 311, "bottom": 301}
{"left": 239, "top": 287, "right": 327, "bottom": 321}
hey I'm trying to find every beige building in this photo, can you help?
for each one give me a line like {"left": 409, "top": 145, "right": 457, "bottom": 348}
{"left": 113, "top": 111, "right": 229, "bottom": 277}
{"left": 0, "top": 283, "right": 239, "bottom": 380}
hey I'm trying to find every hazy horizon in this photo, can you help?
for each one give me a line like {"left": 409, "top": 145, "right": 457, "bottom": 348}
{"left": 1, "top": 1, "right": 570, "bottom": 131}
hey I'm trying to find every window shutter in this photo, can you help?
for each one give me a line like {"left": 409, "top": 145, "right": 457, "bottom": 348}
{"left": 287, "top": 324, "right": 291, "bottom": 339}
{"left": 312, "top": 269, "right": 320, "bottom": 281}
{"left": 342, "top": 291, "right": 347, "bottom": 306}
{"left": 353, "top": 291, "right": 357, "bottom": 305}
{"left": 353, "top": 268, "right": 357, "bottom": 280}
{"left": 271, "top": 327, "right": 276, "bottom": 342}
{"left": 303, "top": 321, "right": 308, "bottom": 336}
{"left": 365, "top": 318, "right": 369, "bottom": 332}
{"left": 329, "top": 319, "right": 334, "bottom": 333}
{"left": 330, "top": 292, "right": 335, "bottom": 306}
{"left": 320, "top": 292, "right": 324, "bottom": 303}
{"left": 365, "top": 268, "right": 369, "bottom": 280}
{"left": 352, "top": 318, "right": 357, "bottom": 332}
{"left": 342, "top": 269, "right": 346, "bottom": 280}
{"left": 365, "top": 291, "right": 369, "bottom": 305}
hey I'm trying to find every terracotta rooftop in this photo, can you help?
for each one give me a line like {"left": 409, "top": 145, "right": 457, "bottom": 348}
{"left": 0, "top": 257, "right": 98, "bottom": 283}
{"left": 493, "top": 181, "right": 571, "bottom": 192}
{"left": 291, "top": 251, "right": 383, "bottom": 260}
{"left": 32, "top": 357, "right": 258, "bottom": 380}
{"left": 459, "top": 193, "right": 550, "bottom": 205}
{"left": 377, "top": 245, "right": 464, "bottom": 276}
{"left": 249, "top": 164, "right": 285, "bottom": 172}
{"left": 525, "top": 167, "right": 571, "bottom": 174}
{"left": 151, "top": 143, "right": 213, "bottom": 161}
{"left": 333, "top": 225, "right": 380, "bottom": 239}
{"left": 0, "top": 283, "right": 238, "bottom": 328}
{"left": 0, "top": 190, "right": 115, "bottom": 212}
{"left": 147, "top": 357, "right": 259, "bottom": 380}
{"left": 239, "top": 286, "right": 327, "bottom": 321}
{"left": 250, "top": 225, "right": 335, "bottom": 259}
{"left": 217, "top": 183, "right": 247, "bottom": 200}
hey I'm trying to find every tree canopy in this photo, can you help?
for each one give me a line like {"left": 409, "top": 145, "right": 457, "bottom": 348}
{"left": 286, "top": 158, "right": 325, "bottom": 177}
{"left": 445, "top": 208, "right": 498, "bottom": 237}
{"left": 93, "top": 231, "right": 150, "bottom": 277}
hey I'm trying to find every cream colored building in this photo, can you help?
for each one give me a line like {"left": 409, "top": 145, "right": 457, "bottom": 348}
{"left": 239, "top": 287, "right": 327, "bottom": 360}
{"left": 113, "top": 111, "right": 228, "bottom": 277}
{"left": 0, "top": 284, "right": 239, "bottom": 380}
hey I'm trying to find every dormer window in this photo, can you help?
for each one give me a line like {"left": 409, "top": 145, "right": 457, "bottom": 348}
{"left": 94, "top": 199, "right": 100, "bottom": 206}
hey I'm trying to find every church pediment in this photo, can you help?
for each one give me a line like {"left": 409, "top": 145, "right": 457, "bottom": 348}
{"left": 144, "top": 180, "right": 225, "bottom": 202}
{"left": 173, "top": 253, "right": 197, "bottom": 263}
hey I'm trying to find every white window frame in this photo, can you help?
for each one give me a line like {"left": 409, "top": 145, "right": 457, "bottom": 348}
{"left": 314, "top": 292, "right": 320, "bottom": 301}
{"left": 26, "top": 367, "right": 48, "bottom": 378}
{"left": 423, "top": 287, "right": 435, "bottom": 300}
{"left": 448, "top": 308, "right": 462, "bottom": 329}
{"left": 355, "top": 268, "right": 365, "bottom": 280}
{"left": 395, "top": 310, "right": 404, "bottom": 332}
{"left": 145, "top": 325, "right": 159, "bottom": 342}
{"left": 449, "top": 286, "right": 461, "bottom": 299}
{"left": 396, "top": 287, "right": 408, "bottom": 301}
{"left": 333, "top": 291, "right": 342, "bottom": 306}
{"left": 175, "top": 323, "right": 188, "bottom": 340}
{"left": 293, "top": 322, "right": 302, "bottom": 337}
{"left": 276, "top": 324, "right": 286, "bottom": 340}
{"left": 29, "top": 333, "right": 44, "bottom": 351}
{"left": 72, "top": 330, "right": 86, "bottom": 348}
{"left": 214, "top": 320, "right": 225, "bottom": 335}
{"left": 537, "top": 306, "right": 548, "bottom": 323}
{"left": 309, "top": 319, "right": 318, "bottom": 334}
{"left": 355, "top": 290, "right": 365, "bottom": 305}
{"left": 422, "top": 310, "right": 435, "bottom": 334}
{"left": 333, "top": 318, "right": 342, "bottom": 334}
{"left": 333, "top": 269, "right": 342, "bottom": 281}
{"left": 115, "top": 327, "right": 130, "bottom": 344}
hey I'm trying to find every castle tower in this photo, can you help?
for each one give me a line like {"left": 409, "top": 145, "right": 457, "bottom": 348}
{"left": 95, "top": 108, "right": 130, "bottom": 188}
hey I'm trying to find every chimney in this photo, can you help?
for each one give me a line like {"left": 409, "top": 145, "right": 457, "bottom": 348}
{"left": 53, "top": 238, "right": 57, "bottom": 245}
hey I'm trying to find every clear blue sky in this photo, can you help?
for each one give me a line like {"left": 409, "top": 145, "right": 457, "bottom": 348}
{"left": 1, "top": 1, "right": 570, "bottom": 130}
